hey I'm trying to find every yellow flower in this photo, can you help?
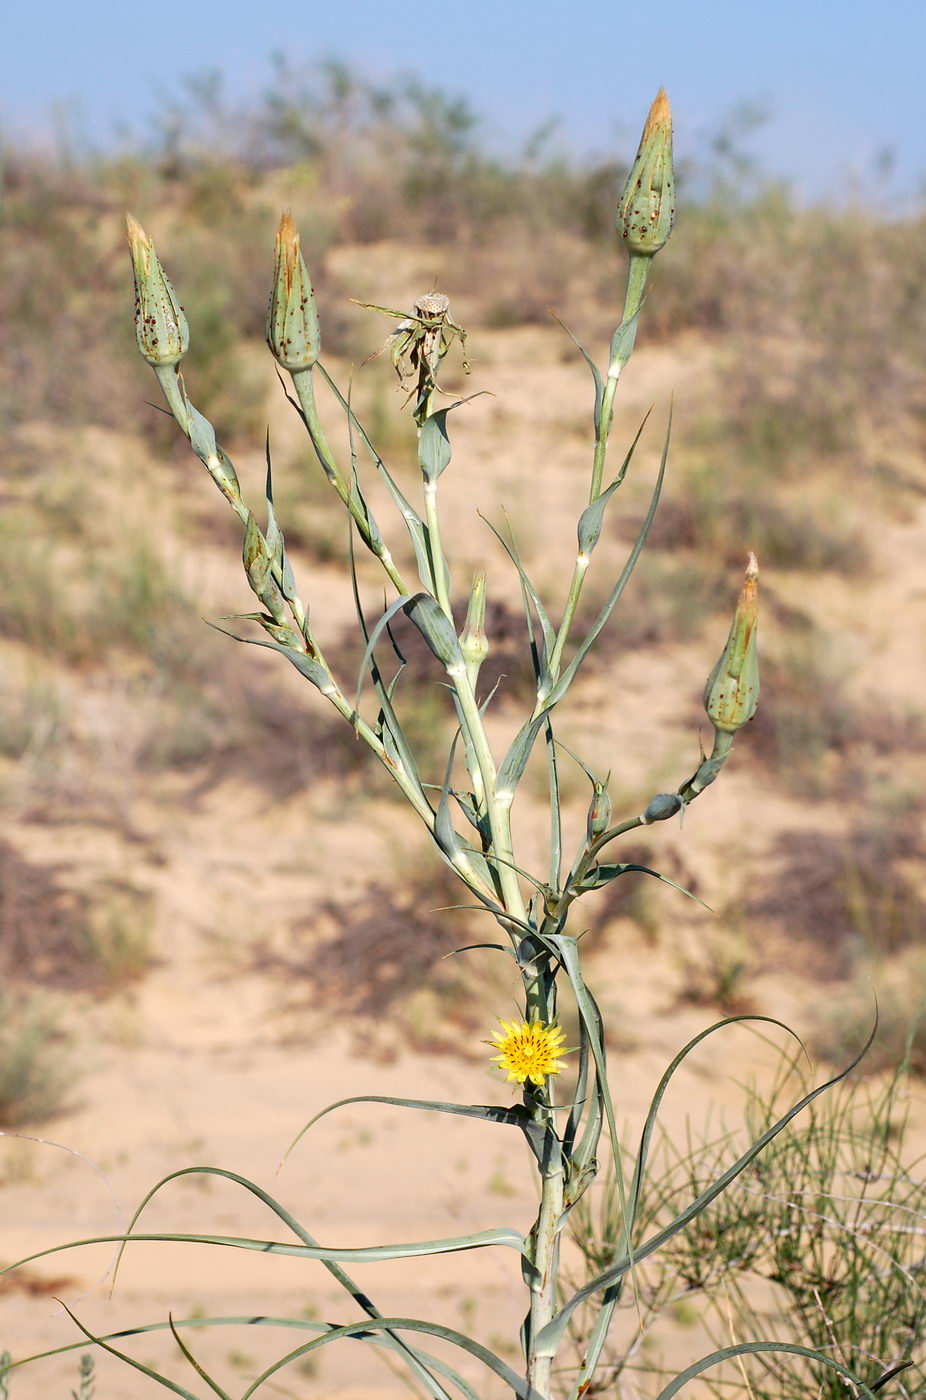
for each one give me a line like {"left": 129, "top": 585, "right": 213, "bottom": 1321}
{"left": 488, "top": 1018, "right": 568, "bottom": 1088}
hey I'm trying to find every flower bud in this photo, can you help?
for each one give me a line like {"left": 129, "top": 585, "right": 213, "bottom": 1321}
{"left": 266, "top": 211, "right": 321, "bottom": 371}
{"left": 126, "top": 213, "right": 189, "bottom": 367}
{"left": 642, "top": 792, "right": 682, "bottom": 824}
{"left": 243, "top": 511, "right": 286, "bottom": 623}
{"left": 617, "top": 89, "right": 675, "bottom": 258}
{"left": 704, "top": 554, "right": 760, "bottom": 734}
{"left": 459, "top": 570, "right": 489, "bottom": 681}
{"left": 586, "top": 780, "right": 612, "bottom": 843}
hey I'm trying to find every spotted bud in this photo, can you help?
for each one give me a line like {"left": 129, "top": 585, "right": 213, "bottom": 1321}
{"left": 126, "top": 214, "right": 189, "bottom": 367}
{"left": 266, "top": 210, "right": 321, "bottom": 371}
{"left": 704, "top": 554, "right": 760, "bottom": 734}
{"left": 617, "top": 89, "right": 676, "bottom": 258}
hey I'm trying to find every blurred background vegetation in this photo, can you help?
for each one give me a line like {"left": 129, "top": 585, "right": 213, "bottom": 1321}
{"left": 2, "top": 58, "right": 926, "bottom": 1123}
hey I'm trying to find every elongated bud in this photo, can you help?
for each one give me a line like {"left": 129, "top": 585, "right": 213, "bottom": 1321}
{"left": 459, "top": 570, "right": 489, "bottom": 681}
{"left": 126, "top": 213, "right": 189, "bottom": 367}
{"left": 618, "top": 90, "right": 675, "bottom": 258}
{"left": 704, "top": 554, "right": 760, "bottom": 734}
{"left": 586, "top": 779, "right": 612, "bottom": 843}
{"left": 266, "top": 211, "right": 320, "bottom": 371}
{"left": 243, "top": 511, "right": 286, "bottom": 623}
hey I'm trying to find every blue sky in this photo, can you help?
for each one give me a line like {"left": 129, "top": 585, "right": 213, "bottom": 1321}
{"left": 5, "top": 0, "right": 924, "bottom": 200}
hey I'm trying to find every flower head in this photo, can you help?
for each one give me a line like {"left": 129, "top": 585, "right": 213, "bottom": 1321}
{"left": 266, "top": 210, "right": 320, "bottom": 371}
{"left": 703, "top": 552, "right": 760, "bottom": 735}
{"left": 488, "top": 1018, "right": 568, "bottom": 1088}
{"left": 126, "top": 213, "right": 189, "bottom": 367}
{"left": 617, "top": 89, "right": 675, "bottom": 258}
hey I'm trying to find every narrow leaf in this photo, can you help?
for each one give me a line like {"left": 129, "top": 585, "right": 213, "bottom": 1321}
{"left": 576, "top": 409, "right": 651, "bottom": 557}
{"left": 550, "top": 312, "right": 604, "bottom": 434}
{"left": 480, "top": 512, "right": 555, "bottom": 665}
{"left": 548, "top": 405, "right": 672, "bottom": 706}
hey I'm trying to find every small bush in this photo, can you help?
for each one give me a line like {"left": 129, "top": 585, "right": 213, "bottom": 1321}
{"left": 0, "top": 992, "right": 73, "bottom": 1127}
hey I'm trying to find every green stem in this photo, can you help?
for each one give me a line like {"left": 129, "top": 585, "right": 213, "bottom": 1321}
{"left": 590, "top": 254, "right": 651, "bottom": 501}
{"left": 292, "top": 369, "right": 408, "bottom": 596}
{"left": 423, "top": 482, "right": 453, "bottom": 617}
{"left": 449, "top": 666, "right": 529, "bottom": 934}
{"left": 526, "top": 1159, "right": 565, "bottom": 1399}
{"left": 548, "top": 255, "right": 653, "bottom": 683}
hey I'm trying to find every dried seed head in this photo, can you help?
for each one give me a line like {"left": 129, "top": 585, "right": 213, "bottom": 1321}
{"left": 703, "top": 553, "right": 760, "bottom": 734}
{"left": 617, "top": 89, "right": 676, "bottom": 258}
{"left": 415, "top": 292, "right": 450, "bottom": 320}
{"left": 266, "top": 210, "right": 321, "bottom": 371}
{"left": 126, "top": 213, "right": 189, "bottom": 367}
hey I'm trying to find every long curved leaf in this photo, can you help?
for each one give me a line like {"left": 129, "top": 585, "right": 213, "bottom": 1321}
{"left": 567, "top": 1014, "right": 810, "bottom": 1396}
{"left": 10, "top": 1315, "right": 479, "bottom": 1400}
{"left": 7, "top": 1225, "right": 525, "bottom": 1272}
{"left": 238, "top": 1315, "right": 545, "bottom": 1400}
{"left": 282, "top": 1094, "right": 549, "bottom": 1168}
{"left": 535, "top": 1016, "right": 877, "bottom": 1357}
{"left": 107, "top": 1163, "right": 454, "bottom": 1399}
{"left": 54, "top": 1302, "right": 202, "bottom": 1400}
{"left": 654, "top": 1341, "right": 877, "bottom": 1400}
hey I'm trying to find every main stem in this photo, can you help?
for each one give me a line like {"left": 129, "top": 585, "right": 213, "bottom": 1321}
{"left": 547, "top": 254, "right": 652, "bottom": 685}
{"left": 527, "top": 1154, "right": 565, "bottom": 1399}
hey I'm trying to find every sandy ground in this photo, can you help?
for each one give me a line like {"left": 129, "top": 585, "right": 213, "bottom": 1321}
{"left": 2, "top": 312, "right": 926, "bottom": 1397}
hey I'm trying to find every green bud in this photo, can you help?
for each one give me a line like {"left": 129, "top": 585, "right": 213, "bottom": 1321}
{"left": 266, "top": 210, "right": 321, "bottom": 371}
{"left": 586, "top": 780, "right": 612, "bottom": 843}
{"left": 704, "top": 554, "right": 760, "bottom": 734}
{"left": 126, "top": 213, "right": 189, "bottom": 367}
{"left": 243, "top": 511, "right": 285, "bottom": 623}
{"left": 617, "top": 89, "right": 675, "bottom": 258}
{"left": 642, "top": 792, "right": 682, "bottom": 824}
{"left": 459, "top": 570, "right": 489, "bottom": 682}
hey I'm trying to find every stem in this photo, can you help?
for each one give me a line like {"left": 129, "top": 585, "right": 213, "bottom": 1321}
{"left": 449, "top": 666, "right": 529, "bottom": 934}
{"left": 546, "top": 551, "right": 588, "bottom": 683}
{"left": 292, "top": 368, "right": 408, "bottom": 596}
{"left": 526, "top": 1159, "right": 565, "bottom": 1399}
{"left": 548, "top": 255, "right": 653, "bottom": 683}
{"left": 423, "top": 481, "right": 453, "bottom": 617}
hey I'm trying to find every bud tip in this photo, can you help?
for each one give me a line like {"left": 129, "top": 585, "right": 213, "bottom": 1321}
{"left": 643, "top": 89, "right": 672, "bottom": 143}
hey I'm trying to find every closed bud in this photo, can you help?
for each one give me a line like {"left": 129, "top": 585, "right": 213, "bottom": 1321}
{"left": 243, "top": 511, "right": 285, "bottom": 622}
{"left": 642, "top": 792, "right": 682, "bottom": 824}
{"left": 617, "top": 90, "right": 675, "bottom": 258}
{"left": 586, "top": 779, "right": 612, "bottom": 843}
{"left": 266, "top": 211, "right": 321, "bottom": 371}
{"left": 459, "top": 570, "right": 489, "bottom": 680}
{"left": 704, "top": 554, "right": 760, "bottom": 734}
{"left": 126, "top": 214, "right": 189, "bottom": 367}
